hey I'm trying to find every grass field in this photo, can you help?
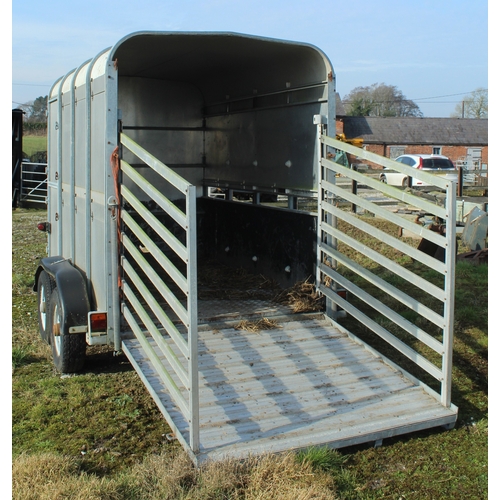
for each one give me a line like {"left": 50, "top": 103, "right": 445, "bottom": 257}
{"left": 11, "top": 207, "right": 488, "bottom": 499}
{"left": 21, "top": 135, "right": 47, "bottom": 159}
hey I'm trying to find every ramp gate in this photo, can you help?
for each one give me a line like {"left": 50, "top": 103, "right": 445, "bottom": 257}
{"left": 316, "top": 129, "right": 456, "bottom": 408}
{"left": 114, "top": 127, "right": 457, "bottom": 461}
{"left": 118, "top": 133, "right": 199, "bottom": 452}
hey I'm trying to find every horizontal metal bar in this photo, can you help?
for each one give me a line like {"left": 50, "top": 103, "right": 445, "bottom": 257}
{"left": 122, "top": 280, "right": 189, "bottom": 389}
{"left": 319, "top": 264, "right": 444, "bottom": 354}
{"left": 123, "top": 125, "right": 205, "bottom": 131}
{"left": 123, "top": 305, "right": 190, "bottom": 418}
{"left": 122, "top": 234, "right": 190, "bottom": 333}
{"left": 320, "top": 220, "right": 446, "bottom": 302}
{"left": 322, "top": 179, "right": 448, "bottom": 248}
{"left": 205, "top": 80, "right": 327, "bottom": 107}
{"left": 21, "top": 162, "right": 47, "bottom": 167}
{"left": 122, "top": 211, "right": 188, "bottom": 295}
{"left": 121, "top": 184, "right": 188, "bottom": 263}
{"left": 20, "top": 197, "right": 46, "bottom": 204}
{"left": 321, "top": 136, "right": 451, "bottom": 191}
{"left": 21, "top": 175, "right": 47, "bottom": 183}
{"left": 319, "top": 285, "right": 443, "bottom": 381}
{"left": 319, "top": 242, "right": 446, "bottom": 329}
{"left": 121, "top": 160, "right": 187, "bottom": 229}
{"left": 203, "top": 98, "right": 327, "bottom": 118}
{"left": 321, "top": 158, "right": 448, "bottom": 219}
{"left": 121, "top": 132, "right": 191, "bottom": 194}
{"left": 322, "top": 201, "right": 447, "bottom": 274}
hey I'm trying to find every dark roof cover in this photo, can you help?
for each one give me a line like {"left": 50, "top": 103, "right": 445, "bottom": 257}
{"left": 340, "top": 117, "right": 488, "bottom": 146}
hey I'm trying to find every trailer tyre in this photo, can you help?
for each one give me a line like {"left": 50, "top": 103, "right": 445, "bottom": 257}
{"left": 49, "top": 288, "right": 86, "bottom": 373}
{"left": 37, "top": 271, "right": 55, "bottom": 344}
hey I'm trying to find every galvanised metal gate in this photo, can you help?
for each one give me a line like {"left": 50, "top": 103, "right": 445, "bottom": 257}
{"left": 317, "top": 132, "right": 456, "bottom": 408}
{"left": 118, "top": 133, "right": 200, "bottom": 453}
{"left": 20, "top": 162, "right": 48, "bottom": 205}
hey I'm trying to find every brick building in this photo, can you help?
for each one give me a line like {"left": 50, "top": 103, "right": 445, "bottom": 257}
{"left": 335, "top": 116, "right": 488, "bottom": 170}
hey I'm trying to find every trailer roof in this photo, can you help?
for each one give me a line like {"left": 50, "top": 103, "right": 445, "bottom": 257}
{"left": 51, "top": 31, "right": 334, "bottom": 104}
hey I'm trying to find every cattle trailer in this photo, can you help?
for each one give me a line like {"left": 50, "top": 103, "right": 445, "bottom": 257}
{"left": 34, "top": 31, "right": 458, "bottom": 463}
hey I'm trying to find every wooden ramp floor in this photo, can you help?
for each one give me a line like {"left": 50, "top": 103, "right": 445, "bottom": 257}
{"left": 122, "top": 312, "right": 457, "bottom": 463}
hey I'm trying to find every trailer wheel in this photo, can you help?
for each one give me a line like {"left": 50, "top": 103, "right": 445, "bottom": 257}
{"left": 49, "top": 288, "right": 86, "bottom": 373}
{"left": 37, "top": 271, "right": 55, "bottom": 344}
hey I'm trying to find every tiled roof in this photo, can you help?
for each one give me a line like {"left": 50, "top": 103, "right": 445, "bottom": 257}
{"left": 339, "top": 116, "right": 488, "bottom": 145}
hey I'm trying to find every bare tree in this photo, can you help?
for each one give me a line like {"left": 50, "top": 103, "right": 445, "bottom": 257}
{"left": 451, "top": 88, "right": 488, "bottom": 118}
{"left": 343, "top": 83, "right": 423, "bottom": 117}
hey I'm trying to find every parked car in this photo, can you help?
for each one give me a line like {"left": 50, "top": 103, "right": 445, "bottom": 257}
{"left": 379, "top": 154, "right": 458, "bottom": 187}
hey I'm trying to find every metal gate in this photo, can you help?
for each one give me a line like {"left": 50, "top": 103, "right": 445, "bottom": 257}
{"left": 316, "top": 131, "right": 456, "bottom": 408}
{"left": 20, "top": 162, "right": 48, "bottom": 205}
{"left": 118, "top": 133, "right": 200, "bottom": 452}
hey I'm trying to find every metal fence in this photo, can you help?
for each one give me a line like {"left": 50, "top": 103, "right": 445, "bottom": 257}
{"left": 20, "top": 162, "right": 48, "bottom": 205}
{"left": 118, "top": 133, "right": 200, "bottom": 452}
{"left": 317, "top": 133, "right": 456, "bottom": 408}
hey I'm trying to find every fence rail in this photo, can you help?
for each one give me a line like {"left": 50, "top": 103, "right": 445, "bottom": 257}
{"left": 20, "top": 162, "right": 47, "bottom": 205}
{"left": 119, "top": 133, "right": 199, "bottom": 452}
{"left": 317, "top": 134, "right": 456, "bottom": 408}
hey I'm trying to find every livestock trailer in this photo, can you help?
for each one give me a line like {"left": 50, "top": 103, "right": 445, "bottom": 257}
{"left": 34, "top": 31, "right": 458, "bottom": 463}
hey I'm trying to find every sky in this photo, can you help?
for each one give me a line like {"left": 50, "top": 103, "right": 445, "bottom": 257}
{"left": 10, "top": 0, "right": 490, "bottom": 118}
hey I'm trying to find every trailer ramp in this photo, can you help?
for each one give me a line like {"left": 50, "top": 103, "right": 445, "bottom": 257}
{"left": 119, "top": 131, "right": 458, "bottom": 463}
{"left": 123, "top": 311, "right": 456, "bottom": 463}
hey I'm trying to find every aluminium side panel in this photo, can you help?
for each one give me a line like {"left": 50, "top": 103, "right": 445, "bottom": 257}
{"left": 73, "top": 62, "right": 91, "bottom": 274}
{"left": 47, "top": 49, "right": 119, "bottom": 346}
{"left": 47, "top": 85, "right": 59, "bottom": 258}
{"left": 88, "top": 75, "right": 109, "bottom": 312}
{"left": 59, "top": 76, "right": 74, "bottom": 260}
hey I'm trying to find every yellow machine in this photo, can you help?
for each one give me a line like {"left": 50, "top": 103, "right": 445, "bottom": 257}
{"left": 335, "top": 133, "right": 364, "bottom": 148}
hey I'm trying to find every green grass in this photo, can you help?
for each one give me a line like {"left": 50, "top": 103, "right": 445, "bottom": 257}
{"left": 22, "top": 134, "right": 47, "bottom": 159}
{"left": 12, "top": 207, "right": 488, "bottom": 499}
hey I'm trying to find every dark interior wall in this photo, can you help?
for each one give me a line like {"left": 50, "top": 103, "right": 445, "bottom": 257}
{"left": 197, "top": 198, "right": 317, "bottom": 287}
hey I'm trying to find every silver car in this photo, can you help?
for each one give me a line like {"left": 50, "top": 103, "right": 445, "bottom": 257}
{"left": 380, "top": 154, "right": 458, "bottom": 187}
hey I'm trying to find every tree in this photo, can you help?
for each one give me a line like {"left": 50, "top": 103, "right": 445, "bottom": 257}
{"left": 343, "top": 83, "right": 423, "bottom": 117}
{"left": 22, "top": 95, "right": 48, "bottom": 123}
{"left": 451, "top": 88, "right": 488, "bottom": 118}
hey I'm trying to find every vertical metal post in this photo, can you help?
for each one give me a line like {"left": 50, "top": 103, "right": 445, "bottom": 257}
{"left": 105, "top": 55, "right": 121, "bottom": 351}
{"left": 108, "top": 196, "right": 122, "bottom": 353}
{"left": 85, "top": 63, "right": 93, "bottom": 293}
{"left": 457, "top": 167, "right": 463, "bottom": 197}
{"left": 441, "top": 180, "right": 456, "bottom": 407}
{"left": 351, "top": 164, "right": 358, "bottom": 213}
{"left": 186, "top": 184, "right": 199, "bottom": 453}
{"left": 315, "top": 118, "right": 324, "bottom": 294}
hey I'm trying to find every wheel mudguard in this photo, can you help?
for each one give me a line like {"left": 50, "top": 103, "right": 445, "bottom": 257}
{"left": 34, "top": 257, "right": 90, "bottom": 332}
